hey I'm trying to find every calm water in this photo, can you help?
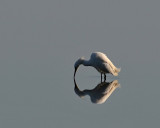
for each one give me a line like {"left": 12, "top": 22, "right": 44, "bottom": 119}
{"left": 0, "top": 0, "right": 160, "bottom": 128}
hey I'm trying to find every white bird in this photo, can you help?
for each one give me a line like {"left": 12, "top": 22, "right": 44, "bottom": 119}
{"left": 74, "top": 52, "right": 121, "bottom": 80}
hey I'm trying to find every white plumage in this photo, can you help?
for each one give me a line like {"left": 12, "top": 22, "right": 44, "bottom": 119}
{"left": 74, "top": 52, "right": 120, "bottom": 80}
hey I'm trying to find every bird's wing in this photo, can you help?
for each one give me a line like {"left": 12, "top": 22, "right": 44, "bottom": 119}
{"left": 91, "top": 52, "right": 112, "bottom": 64}
{"left": 91, "top": 52, "right": 120, "bottom": 73}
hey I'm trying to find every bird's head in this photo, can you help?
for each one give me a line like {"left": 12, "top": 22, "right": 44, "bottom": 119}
{"left": 74, "top": 57, "right": 85, "bottom": 77}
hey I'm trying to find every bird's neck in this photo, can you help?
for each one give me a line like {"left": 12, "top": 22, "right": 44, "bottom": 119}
{"left": 83, "top": 60, "right": 91, "bottom": 66}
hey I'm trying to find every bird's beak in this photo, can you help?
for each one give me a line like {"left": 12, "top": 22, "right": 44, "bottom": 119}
{"left": 74, "top": 67, "right": 78, "bottom": 78}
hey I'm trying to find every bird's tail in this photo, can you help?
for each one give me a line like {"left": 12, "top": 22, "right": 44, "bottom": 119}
{"left": 113, "top": 67, "right": 121, "bottom": 76}
{"left": 115, "top": 68, "right": 121, "bottom": 73}
{"left": 106, "top": 64, "right": 121, "bottom": 76}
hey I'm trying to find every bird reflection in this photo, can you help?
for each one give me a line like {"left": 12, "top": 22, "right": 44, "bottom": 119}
{"left": 74, "top": 79, "right": 120, "bottom": 104}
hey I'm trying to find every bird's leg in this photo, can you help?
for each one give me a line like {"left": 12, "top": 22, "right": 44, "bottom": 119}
{"left": 104, "top": 74, "right": 106, "bottom": 81}
{"left": 101, "top": 73, "right": 102, "bottom": 82}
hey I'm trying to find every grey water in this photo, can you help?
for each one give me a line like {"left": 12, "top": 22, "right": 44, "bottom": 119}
{"left": 0, "top": 0, "right": 160, "bottom": 128}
